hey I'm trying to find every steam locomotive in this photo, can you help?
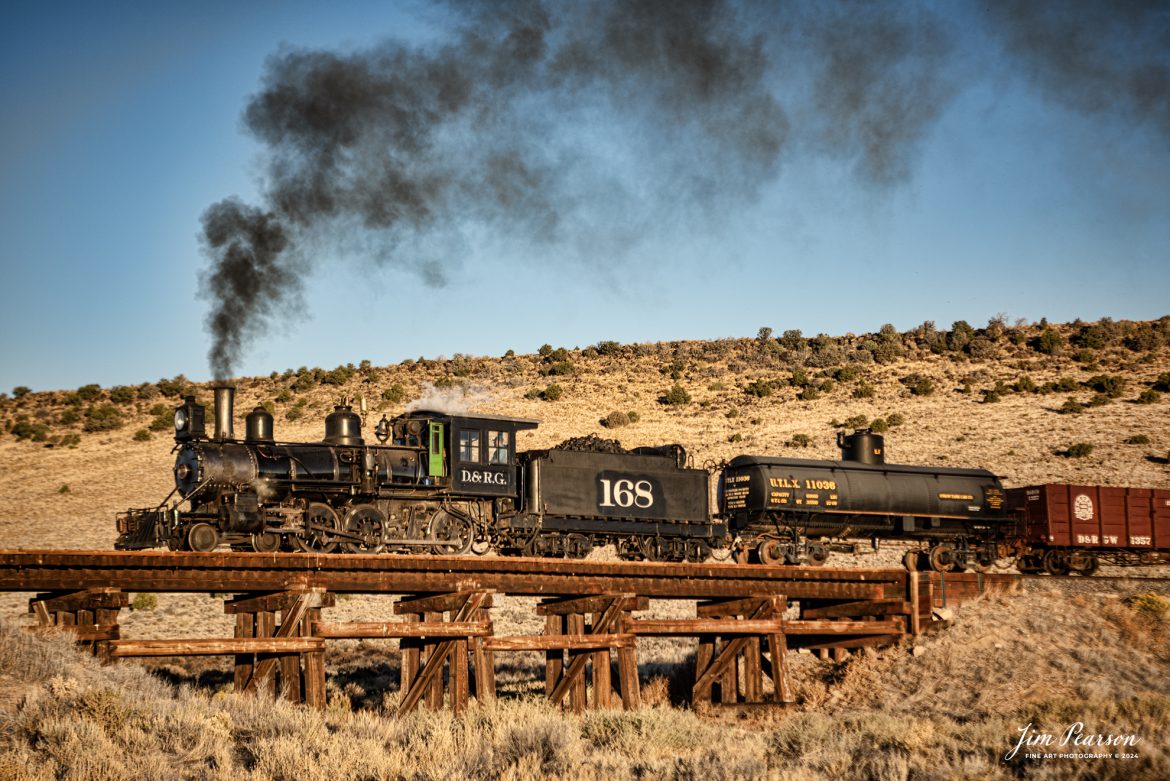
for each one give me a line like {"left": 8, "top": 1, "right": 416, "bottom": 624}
{"left": 116, "top": 385, "right": 1018, "bottom": 571}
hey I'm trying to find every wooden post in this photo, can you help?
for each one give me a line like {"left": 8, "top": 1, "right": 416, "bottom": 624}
{"left": 591, "top": 610, "right": 612, "bottom": 708}
{"left": 908, "top": 571, "right": 921, "bottom": 636}
{"left": 744, "top": 637, "right": 762, "bottom": 703}
{"left": 617, "top": 643, "right": 640, "bottom": 710}
{"left": 279, "top": 604, "right": 303, "bottom": 704}
{"left": 767, "top": 633, "right": 794, "bottom": 704}
{"left": 567, "top": 613, "right": 586, "bottom": 714}
{"left": 402, "top": 613, "right": 420, "bottom": 695}
{"left": 234, "top": 611, "right": 255, "bottom": 691}
{"left": 304, "top": 606, "right": 326, "bottom": 709}
{"left": 545, "top": 613, "right": 564, "bottom": 699}
{"left": 425, "top": 611, "right": 443, "bottom": 710}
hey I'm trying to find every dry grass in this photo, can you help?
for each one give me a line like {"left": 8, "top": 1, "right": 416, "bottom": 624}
{"left": 2, "top": 587, "right": 1169, "bottom": 780}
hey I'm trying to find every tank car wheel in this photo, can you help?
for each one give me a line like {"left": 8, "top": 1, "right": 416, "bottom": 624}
{"left": 757, "top": 539, "right": 785, "bottom": 566}
{"left": 805, "top": 544, "right": 830, "bottom": 566}
{"left": 429, "top": 510, "right": 473, "bottom": 555}
{"left": 187, "top": 522, "right": 220, "bottom": 553}
{"left": 927, "top": 544, "right": 956, "bottom": 573}
{"left": 250, "top": 532, "right": 280, "bottom": 553}
{"left": 1042, "top": 548, "right": 1070, "bottom": 576}
{"left": 970, "top": 555, "right": 994, "bottom": 574}
{"left": 341, "top": 505, "right": 387, "bottom": 554}
{"left": 294, "top": 503, "right": 341, "bottom": 553}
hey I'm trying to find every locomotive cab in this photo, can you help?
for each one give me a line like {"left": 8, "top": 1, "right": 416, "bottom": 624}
{"left": 395, "top": 411, "right": 538, "bottom": 497}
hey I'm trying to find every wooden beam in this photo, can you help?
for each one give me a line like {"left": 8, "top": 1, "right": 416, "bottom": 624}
{"left": 397, "top": 592, "right": 489, "bottom": 714}
{"left": 696, "top": 597, "right": 771, "bottom": 617}
{"left": 110, "top": 637, "right": 323, "bottom": 657}
{"left": 314, "top": 621, "right": 492, "bottom": 639}
{"left": 547, "top": 600, "right": 627, "bottom": 708}
{"left": 394, "top": 591, "right": 494, "bottom": 615}
{"left": 623, "top": 618, "right": 787, "bottom": 636}
{"left": 484, "top": 634, "right": 635, "bottom": 651}
{"left": 30, "top": 588, "right": 129, "bottom": 612}
{"left": 782, "top": 619, "right": 903, "bottom": 636}
{"left": 800, "top": 599, "right": 910, "bottom": 619}
{"left": 224, "top": 589, "right": 334, "bottom": 614}
{"left": 536, "top": 594, "right": 645, "bottom": 615}
{"left": 244, "top": 593, "right": 314, "bottom": 694}
{"left": 27, "top": 624, "right": 118, "bottom": 642}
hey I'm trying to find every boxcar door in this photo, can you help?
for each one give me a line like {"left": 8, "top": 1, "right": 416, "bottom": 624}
{"left": 428, "top": 422, "right": 447, "bottom": 477}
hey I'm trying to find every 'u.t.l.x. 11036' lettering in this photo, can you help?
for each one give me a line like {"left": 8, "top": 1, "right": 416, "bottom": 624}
{"left": 598, "top": 478, "right": 654, "bottom": 509}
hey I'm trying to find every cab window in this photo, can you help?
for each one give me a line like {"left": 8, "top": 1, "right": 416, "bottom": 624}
{"left": 459, "top": 430, "right": 481, "bottom": 463}
{"left": 488, "top": 431, "right": 510, "bottom": 464}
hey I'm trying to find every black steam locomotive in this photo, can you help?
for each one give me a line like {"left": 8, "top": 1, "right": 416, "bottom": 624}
{"left": 116, "top": 386, "right": 1010, "bottom": 571}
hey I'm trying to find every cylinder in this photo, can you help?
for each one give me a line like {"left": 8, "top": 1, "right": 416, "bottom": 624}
{"left": 838, "top": 429, "right": 885, "bottom": 465}
{"left": 212, "top": 385, "right": 235, "bottom": 441}
{"left": 245, "top": 405, "right": 274, "bottom": 443}
{"left": 324, "top": 404, "right": 364, "bottom": 446}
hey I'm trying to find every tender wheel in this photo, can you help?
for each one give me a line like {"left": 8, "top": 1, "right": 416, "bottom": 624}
{"left": 429, "top": 510, "right": 473, "bottom": 555}
{"left": 565, "top": 534, "right": 592, "bottom": 559}
{"left": 970, "top": 555, "right": 994, "bottom": 573}
{"left": 294, "top": 502, "right": 341, "bottom": 553}
{"left": 757, "top": 539, "right": 785, "bottom": 566}
{"left": 1042, "top": 548, "right": 1070, "bottom": 576}
{"left": 684, "top": 539, "right": 712, "bottom": 563}
{"left": 187, "top": 522, "right": 220, "bottom": 553}
{"left": 927, "top": 544, "right": 956, "bottom": 573}
{"left": 640, "top": 537, "right": 665, "bottom": 562}
{"left": 342, "top": 504, "right": 386, "bottom": 554}
{"left": 250, "top": 532, "right": 280, "bottom": 553}
{"left": 471, "top": 539, "right": 492, "bottom": 556}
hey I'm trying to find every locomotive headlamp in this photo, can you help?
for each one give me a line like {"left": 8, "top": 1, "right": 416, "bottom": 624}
{"left": 176, "top": 463, "right": 191, "bottom": 480}
{"left": 175, "top": 408, "right": 188, "bottom": 432}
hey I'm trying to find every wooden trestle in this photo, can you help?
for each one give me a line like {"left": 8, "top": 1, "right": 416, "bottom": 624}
{"left": 5, "top": 550, "right": 1020, "bottom": 714}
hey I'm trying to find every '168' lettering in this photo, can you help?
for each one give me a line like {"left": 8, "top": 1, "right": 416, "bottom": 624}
{"left": 599, "top": 478, "right": 654, "bottom": 509}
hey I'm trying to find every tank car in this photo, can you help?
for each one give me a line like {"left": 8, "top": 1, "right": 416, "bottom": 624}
{"left": 719, "top": 429, "right": 1011, "bottom": 570}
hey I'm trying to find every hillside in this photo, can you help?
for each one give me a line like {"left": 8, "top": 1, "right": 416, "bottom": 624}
{"left": 1, "top": 316, "right": 1168, "bottom": 555}
{"left": 1, "top": 316, "right": 1169, "bottom": 778}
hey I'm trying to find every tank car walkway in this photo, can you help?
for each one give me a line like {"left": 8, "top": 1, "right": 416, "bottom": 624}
{"left": 0, "top": 550, "right": 1020, "bottom": 713}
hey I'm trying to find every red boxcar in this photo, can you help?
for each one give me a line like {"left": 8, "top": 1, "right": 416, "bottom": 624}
{"left": 1006, "top": 484, "right": 1170, "bottom": 574}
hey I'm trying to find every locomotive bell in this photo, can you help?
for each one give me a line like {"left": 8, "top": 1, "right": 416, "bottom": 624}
{"left": 838, "top": 429, "right": 885, "bottom": 465}
{"left": 245, "top": 405, "right": 274, "bottom": 443}
{"left": 324, "top": 404, "right": 364, "bottom": 446}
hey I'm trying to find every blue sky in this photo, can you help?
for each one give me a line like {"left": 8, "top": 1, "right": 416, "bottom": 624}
{"left": 1, "top": 1, "right": 1168, "bottom": 392}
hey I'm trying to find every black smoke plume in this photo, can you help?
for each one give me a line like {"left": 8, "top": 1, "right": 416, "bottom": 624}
{"left": 983, "top": 1, "right": 1170, "bottom": 145}
{"left": 197, "top": 1, "right": 971, "bottom": 378}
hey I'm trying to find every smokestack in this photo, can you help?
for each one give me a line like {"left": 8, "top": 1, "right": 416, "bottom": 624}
{"left": 213, "top": 385, "right": 236, "bottom": 441}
